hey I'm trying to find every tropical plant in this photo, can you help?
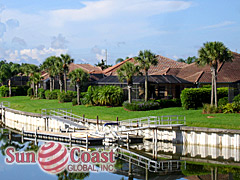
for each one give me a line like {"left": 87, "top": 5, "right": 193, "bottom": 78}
{"left": 0, "top": 63, "right": 11, "bottom": 86}
{"left": 30, "top": 72, "right": 43, "bottom": 97}
{"left": 54, "top": 56, "right": 64, "bottom": 92}
{"left": 8, "top": 63, "right": 21, "bottom": 97}
{"left": 68, "top": 69, "right": 89, "bottom": 105}
{"left": 177, "top": 56, "right": 198, "bottom": 64}
{"left": 95, "top": 59, "right": 112, "bottom": 70}
{"left": 198, "top": 42, "right": 233, "bottom": 107}
{"left": 21, "top": 63, "right": 39, "bottom": 94}
{"left": 81, "top": 86, "right": 123, "bottom": 106}
{"left": 115, "top": 58, "right": 124, "bottom": 64}
{"left": 41, "top": 56, "right": 58, "bottom": 91}
{"left": 117, "top": 62, "right": 140, "bottom": 103}
{"left": 60, "top": 54, "right": 74, "bottom": 93}
{"left": 134, "top": 50, "right": 158, "bottom": 101}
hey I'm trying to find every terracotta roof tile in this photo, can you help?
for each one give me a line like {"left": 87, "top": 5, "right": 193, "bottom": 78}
{"left": 103, "top": 55, "right": 187, "bottom": 76}
{"left": 176, "top": 52, "right": 240, "bottom": 83}
{"left": 69, "top": 63, "right": 102, "bottom": 74}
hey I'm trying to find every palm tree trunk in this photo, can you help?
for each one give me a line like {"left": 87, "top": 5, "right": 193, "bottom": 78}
{"left": 211, "top": 68, "right": 214, "bottom": 106}
{"left": 35, "top": 84, "right": 38, "bottom": 98}
{"left": 214, "top": 69, "right": 218, "bottom": 107}
{"left": 49, "top": 77, "right": 52, "bottom": 92}
{"left": 32, "top": 81, "right": 35, "bottom": 97}
{"left": 59, "top": 78, "right": 63, "bottom": 93}
{"left": 76, "top": 83, "right": 80, "bottom": 105}
{"left": 64, "top": 70, "right": 67, "bottom": 93}
{"left": 128, "top": 85, "right": 132, "bottom": 103}
{"left": 53, "top": 78, "right": 55, "bottom": 90}
{"left": 145, "top": 70, "right": 148, "bottom": 102}
{"left": 8, "top": 80, "right": 11, "bottom": 97}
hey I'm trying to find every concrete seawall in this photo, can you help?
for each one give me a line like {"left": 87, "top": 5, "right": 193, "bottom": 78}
{"left": 1, "top": 107, "right": 240, "bottom": 149}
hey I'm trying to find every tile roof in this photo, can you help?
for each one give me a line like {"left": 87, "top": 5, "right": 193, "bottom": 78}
{"left": 42, "top": 63, "right": 103, "bottom": 81}
{"left": 103, "top": 55, "right": 187, "bottom": 76}
{"left": 68, "top": 63, "right": 103, "bottom": 74}
{"left": 174, "top": 52, "right": 240, "bottom": 83}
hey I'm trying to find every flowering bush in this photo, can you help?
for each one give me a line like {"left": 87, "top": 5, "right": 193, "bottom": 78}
{"left": 123, "top": 101, "right": 160, "bottom": 111}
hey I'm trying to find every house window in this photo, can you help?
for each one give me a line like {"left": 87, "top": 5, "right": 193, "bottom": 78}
{"left": 159, "top": 86, "right": 165, "bottom": 98}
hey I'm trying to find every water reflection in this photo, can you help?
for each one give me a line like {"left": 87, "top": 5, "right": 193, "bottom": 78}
{"left": 1, "top": 127, "right": 240, "bottom": 180}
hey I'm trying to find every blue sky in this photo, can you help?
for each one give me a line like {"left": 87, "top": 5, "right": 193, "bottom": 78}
{"left": 0, "top": 0, "right": 239, "bottom": 65}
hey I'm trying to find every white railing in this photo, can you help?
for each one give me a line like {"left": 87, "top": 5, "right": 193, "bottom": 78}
{"left": 119, "top": 115, "right": 186, "bottom": 128}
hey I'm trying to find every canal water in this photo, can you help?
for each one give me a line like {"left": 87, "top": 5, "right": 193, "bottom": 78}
{"left": 1, "top": 127, "right": 240, "bottom": 180}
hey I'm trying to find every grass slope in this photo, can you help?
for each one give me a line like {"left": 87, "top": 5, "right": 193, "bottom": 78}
{"left": 1, "top": 96, "right": 240, "bottom": 130}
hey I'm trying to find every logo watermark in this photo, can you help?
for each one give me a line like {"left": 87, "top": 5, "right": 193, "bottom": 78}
{"left": 5, "top": 142, "right": 116, "bottom": 174}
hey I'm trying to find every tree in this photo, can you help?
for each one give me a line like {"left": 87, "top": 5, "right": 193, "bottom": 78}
{"left": 115, "top": 58, "right": 124, "bottom": 64}
{"left": 21, "top": 64, "right": 39, "bottom": 93}
{"left": 95, "top": 59, "right": 112, "bottom": 70}
{"left": 134, "top": 50, "right": 158, "bottom": 102}
{"left": 8, "top": 63, "right": 21, "bottom": 97}
{"left": 60, "top": 54, "right": 74, "bottom": 93}
{"left": 68, "top": 69, "right": 89, "bottom": 105}
{"left": 177, "top": 56, "right": 198, "bottom": 64}
{"left": 55, "top": 57, "right": 64, "bottom": 92}
{"left": 198, "top": 41, "right": 233, "bottom": 106}
{"left": 31, "top": 72, "right": 43, "bottom": 98}
{"left": 117, "top": 62, "right": 140, "bottom": 103}
{"left": 41, "top": 56, "right": 57, "bottom": 91}
{"left": 0, "top": 63, "right": 11, "bottom": 86}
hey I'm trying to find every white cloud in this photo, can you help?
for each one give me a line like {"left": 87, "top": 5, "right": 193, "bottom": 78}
{"left": 96, "top": 49, "right": 106, "bottom": 61}
{"left": 49, "top": 0, "right": 192, "bottom": 26}
{"left": 4, "top": 48, "right": 68, "bottom": 64}
{"left": 202, "top": 21, "right": 235, "bottom": 30}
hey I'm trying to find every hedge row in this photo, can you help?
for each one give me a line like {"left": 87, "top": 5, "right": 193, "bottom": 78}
{"left": 181, "top": 87, "right": 228, "bottom": 109}
{"left": 0, "top": 85, "right": 29, "bottom": 97}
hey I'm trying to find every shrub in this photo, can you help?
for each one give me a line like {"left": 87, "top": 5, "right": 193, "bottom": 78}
{"left": 222, "top": 103, "right": 240, "bottom": 113}
{"left": 38, "top": 88, "right": 45, "bottom": 99}
{"left": 233, "top": 94, "right": 240, "bottom": 103}
{"left": 0, "top": 86, "right": 8, "bottom": 97}
{"left": 67, "top": 91, "right": 77, "bottom": 99}
{"left": 202, "top": 104, "right": 219, "bottom": 114}
{"left": 27, "top": 88, "right": 33, "bottom": 97}
{"left": 81, "top": 86, "right": 124, "bottom": 106}
{"left": 156, "top": 98, "right": 181, "bottom": 108}
{"left": 201, "top": 85, "right": 211, "bottom": 88}
{"left": 181, "top": 87, "right": 228, "bottom": 109}
{"left": 72, "top": 98, "right": 78, "bottom": 106}
{"left": 45, "top": 90, "right": 60, "bottom": 100}
{"left": 123, "top": 100, "right": 160, "bottom": 111}
{"left": 58, "top": 92, "right": 72, "bottom": 103}
{"left": 218, "top": 97, "right": 228, "bottom": 107}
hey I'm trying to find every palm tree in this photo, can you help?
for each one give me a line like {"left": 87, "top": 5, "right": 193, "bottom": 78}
{"left": 0, "top": 63, "right": 11, "bottom": 86}
{"left": 41, "top": 56, "right": 57, "bottom": 91}
{"left": 21, "top": 64, "right": 39, "bottom": 94}
{"left": 68, "top": 69, "right": 89, "bottom": 105}
{"left": 177, "top": 56, "right": 198, "bottom": 64}
{"left": 55, "top": 57, "right": 64, "bottom": 92}
{"left": 115, "top": 58, "right": 124, "bottom": 64}
{"left": 60, "top": 54, "right": 74, "bottom": 93}
{"left": 117, "top": 62, "right": 140, "bottom": 103}
{"left": 198, "top": 41, "right": 233, "bottom": 106}
{"left": 31, "top": 72, "right": 43, "bottom": 97}
{"left": 134, "top": 50, "right": 158, "bottom": 102}
{"left": 95, "top": 59, "right": 112, "bottom": 70}
{"left": 8, "top": 63, "right": 21, "bottom": 97}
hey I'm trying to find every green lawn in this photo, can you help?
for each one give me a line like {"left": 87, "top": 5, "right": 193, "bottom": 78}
{"left": 1, "top": 96, "right": 240, "bottom": 130}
